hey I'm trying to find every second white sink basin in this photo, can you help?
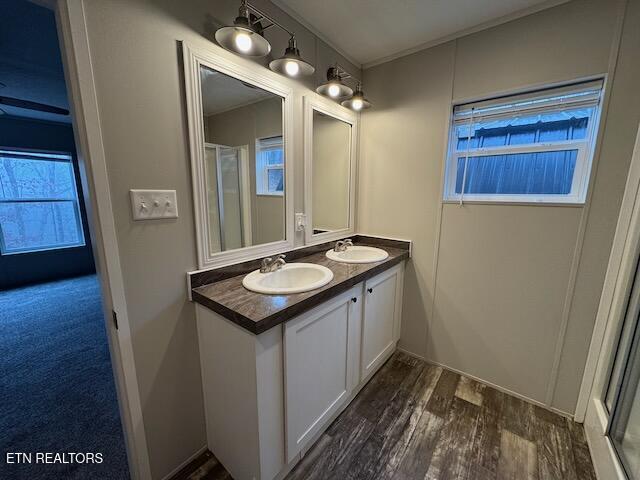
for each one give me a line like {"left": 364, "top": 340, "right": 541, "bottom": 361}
{"left": 242, "top": 263, "right": 334, "bottom": 295}
{"left": 326, "top": 245, "right": 389, "bottom": 264}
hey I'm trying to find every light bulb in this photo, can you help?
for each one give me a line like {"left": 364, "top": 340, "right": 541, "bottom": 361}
{"left": 234, "top": 31, "right": 252, "bottom": 53}
{"left": 328, "top": 84, "right": 340, "bottom": 97}
{"left": 351, "top": 98, "right": 363, "bottom": 111}
{"left": 284, "top": 61, "right": 299, "bottom": 76}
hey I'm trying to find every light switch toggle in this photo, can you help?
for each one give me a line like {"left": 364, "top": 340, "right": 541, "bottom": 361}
{"left": 130, "top": 189, "right": 179, "bottom": 220}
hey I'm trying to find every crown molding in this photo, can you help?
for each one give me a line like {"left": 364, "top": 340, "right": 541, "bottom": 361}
{"left": 363, "top": 0, "right": 571, "bottom": 69}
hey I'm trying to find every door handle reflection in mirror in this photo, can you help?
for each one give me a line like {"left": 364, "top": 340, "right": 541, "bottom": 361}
{"left": 367, "top": 288, "right": 373, "bottom": 294}
{"left": 351, "top": 297, "right": 357, "bottom": 303}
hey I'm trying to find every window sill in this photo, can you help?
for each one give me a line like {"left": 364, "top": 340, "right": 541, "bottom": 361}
{"left": 1, "top": 243, "right": 87, "bottom": 256}
{"left": 441, "top": 199, "right": 585, "bottom": 207}
{"left": 256, "top": 193, "right": 284, "bottom": 198}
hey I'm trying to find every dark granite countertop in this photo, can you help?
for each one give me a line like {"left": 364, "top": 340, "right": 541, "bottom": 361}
{"left": 191, "top": 238, "right": 410, "bottom": 335}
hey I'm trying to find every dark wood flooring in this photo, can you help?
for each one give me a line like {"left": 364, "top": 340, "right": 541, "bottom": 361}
{"left": 173, "top": 352, "right": 596, "bottom": 480}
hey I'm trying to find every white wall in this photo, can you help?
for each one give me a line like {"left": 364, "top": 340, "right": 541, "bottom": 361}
{"left": 358, "top": 0, "right": 640, "bottom": 414}
{"left": 80, "top": 0, "right": 360, "bottom": 478}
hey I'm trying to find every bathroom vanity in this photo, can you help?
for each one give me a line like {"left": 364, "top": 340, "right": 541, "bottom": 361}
{"left": 181, "top": 41, "right": 411, "bottom": 480}
{"left": 189, "top": 237, "right": 409, "bottom": 480}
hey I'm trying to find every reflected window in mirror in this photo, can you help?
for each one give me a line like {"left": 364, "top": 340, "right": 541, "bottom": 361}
{"left": 256, "top": 136, "right": 284, "bottom": 196}
{"left": 199, "top": 65, "right": 285, "bottom": 255}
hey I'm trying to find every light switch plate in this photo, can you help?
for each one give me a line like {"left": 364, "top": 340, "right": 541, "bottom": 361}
{"left": 295, "top": 213, "right": 307, "bottom": 231}
{"left": 130, "top": 189, "right": 178, "bottom": 220}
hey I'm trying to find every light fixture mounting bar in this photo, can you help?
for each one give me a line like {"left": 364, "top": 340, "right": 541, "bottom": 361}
{"left": 243, "top": 0, "right": 295, "bottom": 37}
{"left": 333, "top": 63, "right": 360, "bottom": 86}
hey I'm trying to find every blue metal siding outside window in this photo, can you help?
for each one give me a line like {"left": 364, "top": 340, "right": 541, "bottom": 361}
{"left": 444, "top": 80, "right": 604, "bottom": 203}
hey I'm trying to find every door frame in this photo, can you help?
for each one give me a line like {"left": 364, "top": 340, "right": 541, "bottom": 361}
{"left": 577, "top": 123, "right": 640, "bottom": 479}
{"left": 53, "top": 1, "right": 152, "bottom": 478}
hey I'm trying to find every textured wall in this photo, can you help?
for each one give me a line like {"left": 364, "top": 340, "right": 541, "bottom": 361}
{"left": 359, "top": 0, "right": 639, "bottom": 414}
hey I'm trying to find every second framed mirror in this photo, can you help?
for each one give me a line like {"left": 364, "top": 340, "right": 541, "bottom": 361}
{"left": 304, "top": 96, "right": 358, "bottom": 244}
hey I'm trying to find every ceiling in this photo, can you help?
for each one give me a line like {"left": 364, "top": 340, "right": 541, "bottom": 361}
{"left": 273, "top": 0, "right": 569, "bottom": 67}
{"left": 200, "top": 67, "right": 276, "bottom": 116}
{"left": 0, "top": 0, "right": 70, "bottom": 123}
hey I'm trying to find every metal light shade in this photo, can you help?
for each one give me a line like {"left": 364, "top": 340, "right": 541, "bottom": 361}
{"left": 215, "top": 14, "right": 271, "bottom": 57}
{"left": 316, "top": 67, "right": 353, "bottom": 98}
{"left": 342, "top": 84, "right": 372, "bottom": 111}
{"left": 269, "top": 37, "right": 315, "bottom": 77}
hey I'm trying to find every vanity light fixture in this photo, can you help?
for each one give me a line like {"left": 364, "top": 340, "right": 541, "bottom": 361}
{"left": 215, "top": 0, "right": 315, "bottom": 77}
{"left": 317, "top": 65, "right": 373, "bottom": 111}
{"left": 269, "top": 36, "right": 315, "bottom": 77}
{"left": 316, "top": 66, "right": 353, "bottom": 99}
{"left": 214, "top": 0, "right": 271, "bottom": 57}
{"left": 341, "top": 83, "right": 372, "bottom": 111}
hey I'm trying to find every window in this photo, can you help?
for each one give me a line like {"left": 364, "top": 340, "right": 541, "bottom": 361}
{"left": 0, "top": 149, "right": 85, "bottom": 254}
{"left": 444, "top": 80, "right": 604, "bottom": 203}
{"left": 256, "top": 136, "right": 284, "bottom": 196}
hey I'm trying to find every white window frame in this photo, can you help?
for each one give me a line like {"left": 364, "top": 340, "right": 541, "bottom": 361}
{"left": 443, "top": 81, "right": 604, "bottom": 204}
{"left": 255, "top": 135, "right": 284, "bottom": 197}
{"left": 0, "top": 148, "right": 86, "bottom": 255}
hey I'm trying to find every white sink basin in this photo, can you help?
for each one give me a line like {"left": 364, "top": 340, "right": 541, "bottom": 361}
{"left": 242, "top": 263, "right": 334, "bottom": 295}
{"left": 326, "top": 245, "right": 389, "bottom": 264}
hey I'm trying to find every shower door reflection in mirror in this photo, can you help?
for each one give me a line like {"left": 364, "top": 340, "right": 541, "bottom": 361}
{"left": 200, "top": 64, "right": 285, "bottom": 257}
{"left": 204, "top": 143, "right": 250, "bottom": 252}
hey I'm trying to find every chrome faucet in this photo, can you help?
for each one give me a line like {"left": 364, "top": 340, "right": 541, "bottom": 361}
{"left": 334, "top": 239, "right": 354, "bottom": 252}
{"left": 260, "top": 254, "right": 286, "bottom": 273}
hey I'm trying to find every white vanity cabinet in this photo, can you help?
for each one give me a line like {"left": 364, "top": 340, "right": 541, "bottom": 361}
{"left": 283, "top": 285, "right": 362, "bottom": 461}
{"left": 195, "top": 261, "right": 405, "bottom": 480}
{"left": 361, "top": 264, "right": 404, "bottom": 381}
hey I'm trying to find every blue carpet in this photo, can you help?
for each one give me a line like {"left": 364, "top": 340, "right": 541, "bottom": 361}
{"left": 0, "top": 275, "right": 130, "bottom": 479}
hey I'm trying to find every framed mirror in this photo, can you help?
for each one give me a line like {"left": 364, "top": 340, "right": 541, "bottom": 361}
{"left": 304, "top": 96, "right": 358, "bottom": 244}
{"left": 182, "top": 42, "right": 294, "bottom": 268}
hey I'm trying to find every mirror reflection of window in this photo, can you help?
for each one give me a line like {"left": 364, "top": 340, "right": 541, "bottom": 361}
{"left": 200, "top": 65, "right": 285, "bottom": 254}
{"left": 312, "top": 111, "right": 351, "bottom": 234}
{"left": 256, "top": 136, "right": 284, "bottom": 196}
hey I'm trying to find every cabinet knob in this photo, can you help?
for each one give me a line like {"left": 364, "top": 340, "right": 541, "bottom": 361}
{"left": 367, "top": 288, "right": 373, "bottom": 294}
{"left": 351, "top": 297, "right": 357, "bottom": 303}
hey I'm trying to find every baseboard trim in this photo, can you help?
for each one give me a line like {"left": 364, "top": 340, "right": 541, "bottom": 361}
{"left": 398, "top": 349, "right": 574, "bottom": 420}
{"left": 397, "top": 346, "right": 426, "bottom": 361}
{"left": 162, "top": 444, "right": 208, "bottom": 480}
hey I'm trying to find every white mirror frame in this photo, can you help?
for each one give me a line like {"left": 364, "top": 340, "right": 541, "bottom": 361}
{"left": 182, "top": 41, "right": 295, "bottom": 269}
{"left": 303, "top": 95, "right": 358, "bottom": 245}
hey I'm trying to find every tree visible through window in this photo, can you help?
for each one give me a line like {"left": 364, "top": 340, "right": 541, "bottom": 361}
{"left": 444, "top": 80, "right": 604, "bottom": 203}
{"left": 0, "top": 149, "right": 85, "bottom": 254}
{"left": 256, "top": 136, "right": 284, "bottom": 196}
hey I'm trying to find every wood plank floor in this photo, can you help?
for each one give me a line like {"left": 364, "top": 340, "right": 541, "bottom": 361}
{"left": 173, "top": 352, "right": 596, "bottom": 480}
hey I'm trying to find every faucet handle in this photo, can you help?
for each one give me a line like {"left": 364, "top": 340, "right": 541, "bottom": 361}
{"left": 344, "top": 238, "right": 354, "bottom": 246}
{"left": 261, "top": 257, "right": 272, "bottom": 267}
{"left": 334, "top": 240, "right": 345, "bottom": 252}
{"left": 276, "top": 253, "right": 286, "bottom": 260}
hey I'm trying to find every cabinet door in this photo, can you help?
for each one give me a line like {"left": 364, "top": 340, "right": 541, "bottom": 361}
{"left": 284, "top": 286, "right": 362, "bottom": 461}
{"left": 361, "top": 264, "right": 403, "bottom": 380}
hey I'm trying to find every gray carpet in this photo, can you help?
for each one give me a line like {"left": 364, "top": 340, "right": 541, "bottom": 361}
{"left": 0, "top": 275, "right": 130, "bottom": 479}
